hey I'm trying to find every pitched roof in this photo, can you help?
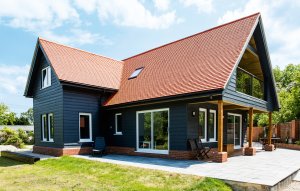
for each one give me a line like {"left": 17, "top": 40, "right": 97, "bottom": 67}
{"left": 104, "top": 13, "right": 260, "bottom": 106}
{"left": 39, "top": 38, "right": 124, "bottom": 90}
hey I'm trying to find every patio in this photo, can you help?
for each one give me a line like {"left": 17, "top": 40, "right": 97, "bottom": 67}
{"left": 75, "top": 145, "right": 300, "bottom": 190}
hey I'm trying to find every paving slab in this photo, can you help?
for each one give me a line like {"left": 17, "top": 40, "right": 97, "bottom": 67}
{"left": 75, "top": 148, "right": 300, "bottom": 187}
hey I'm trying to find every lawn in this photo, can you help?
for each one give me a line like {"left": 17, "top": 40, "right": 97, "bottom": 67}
{"left": 0, "top": 156, "right": 232, "bottom": 191}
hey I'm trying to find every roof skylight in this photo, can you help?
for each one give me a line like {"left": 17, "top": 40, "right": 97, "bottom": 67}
{"left": 129, "top": 67, "right": 143, "bottom": 79}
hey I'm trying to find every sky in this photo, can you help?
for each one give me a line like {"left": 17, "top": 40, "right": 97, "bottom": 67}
{"left": 0, "top": 0, "right": 299, "bottom": 115}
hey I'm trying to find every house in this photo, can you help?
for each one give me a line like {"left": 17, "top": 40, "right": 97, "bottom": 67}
{"left": 24, "top": 13, "right": 279, "bottom": 162}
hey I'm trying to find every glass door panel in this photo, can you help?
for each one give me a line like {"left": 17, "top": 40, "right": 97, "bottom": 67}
{"left": 227, "top": 114, "right": 242, "bottom": 149}
{"left": 227, "top": 115, "right": 234, "bottom": 144}
{"left": 234, "top": 115, "right": 241, "bottom": 148}
{"left": 138, "top": 112, "right": 151, "bottom": 149}
{"left": 153, "top": 111, "right": 168, "bottom": 150}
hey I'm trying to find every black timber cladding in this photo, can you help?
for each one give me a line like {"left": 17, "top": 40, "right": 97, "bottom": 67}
{"left": 62, "top": 88, "right": 104, "bottom": 146}
{"left": 32, "top": 49, "right": 64, "bottom": 148}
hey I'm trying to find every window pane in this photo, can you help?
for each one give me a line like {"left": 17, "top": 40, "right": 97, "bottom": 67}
{"left": 227, "top": 115, "right": 234, "bottom": 144}
{"left": 153, "top": 111, "right": 168, "bottom": 150}
{"left": 208, "top": 112, "right": 215, "bottom": 140}
{"left": 49, "top": 115, "right": 54, "bottom": 139}
{"left": 199, "top": 110, "right": 206, "bottom": 140}
{"left": 253, "top": 77, "right": 264, "bottom": 99}
{"left": 129, "top": 68, "right": 143, "bottom": 79}
{"left": 116, "top": 115, "right": 122, "bottom": 133}
{"left": 42, "top": 69, "right": 47, "bottom": 87}
{"left": 236, "top": 69, "right": 252, "bottom": 95}
{"left": 42, "top": 115, "right": 48, "bottom": 140}
{"left": 80, "top": 115, "right": 90, "bottom": 139}
{"left": 138, "top": 112, "right": 151, "bottom": 149}
{"left": 235, "top": 116, "right": 241, "bottom": 146}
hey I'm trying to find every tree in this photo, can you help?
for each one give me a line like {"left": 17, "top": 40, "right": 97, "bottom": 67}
{"left": 255, "top": 63, "right": 300, "bottom": 125}
{"left": 13, "top": 108, "right": 33, "bottom": 125}
{"left": 0, "top": 103, "right": 16, "bottom": 125}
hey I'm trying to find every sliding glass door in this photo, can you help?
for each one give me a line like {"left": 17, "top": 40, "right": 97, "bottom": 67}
{"left": 227, "top": 113, "right": 242, "bottom": 149}
{"left": 137, "top": 109, "right": 169, "bottom": 154}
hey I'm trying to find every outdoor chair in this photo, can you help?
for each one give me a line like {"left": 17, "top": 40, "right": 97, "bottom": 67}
{"left": 92, "top": 137, "right": 106, "bottom": 157}
{"left": 188, "top": 139, "right": 202, "bottom": 160}
{"left": 196, "top": 139, "right": 211, "bottom": 159}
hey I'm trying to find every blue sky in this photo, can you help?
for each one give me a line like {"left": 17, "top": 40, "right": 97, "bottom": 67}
{"left": 0, "top": 0, "right": 299, "bottom": 114}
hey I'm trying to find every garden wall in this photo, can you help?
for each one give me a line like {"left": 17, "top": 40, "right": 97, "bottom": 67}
{"left": 276, "top": 120, "right": 300, "bottom": 141}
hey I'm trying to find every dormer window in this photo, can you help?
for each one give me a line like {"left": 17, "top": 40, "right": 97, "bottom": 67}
{"left": 41, "top": 66, "right": 51, "bottom": 89}
{"left": 129, "top": 67, "right": 143, "bottom": 79}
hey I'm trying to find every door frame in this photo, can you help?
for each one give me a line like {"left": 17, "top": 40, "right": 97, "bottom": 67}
{"left": 228, "top": 113, "right": 242, "bottom": 149}
{"left": 136, "top": 108, "right": 170, "bottom": 154}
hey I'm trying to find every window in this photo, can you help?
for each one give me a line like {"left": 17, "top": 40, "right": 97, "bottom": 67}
{"left": 115, "top": 113, "right": 123, "bottom": 135}
{"left": 236, "top": 67, "right": 264, "bottom": 99}
{"left": 41, "top": 66, "right": 51, "bottom": 89}
{"left": 41, "top": 113, "right": 54, "bottom": 142}
{"left": 137, "top": 108, "right": 169, "bottom": 154}
{"left": 79, "top": 113, "right": 92, "bottom": 142}
{"left": 208, "top": 110, "right": 216, "bottom": 142}
{"left": 48, "top": 113, "right": 54, "bottom": 141}
{"left": 199, "top": 108, "right": 207, "bottom": 142}
{"left": 42, "top": 114, "right": 48, "bottom": 141}
{"left": 129, "top": 67, "right": 143, "bottom": 79}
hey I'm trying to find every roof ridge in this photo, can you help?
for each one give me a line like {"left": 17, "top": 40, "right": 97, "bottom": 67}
{"left": 38, "top": 37, "right": 124, "bottom": 63}
{"left": 122, "top": 12, "right": 260, "bottom": 61}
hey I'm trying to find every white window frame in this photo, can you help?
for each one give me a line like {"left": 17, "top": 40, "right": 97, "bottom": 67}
{"left": 48, "top": 113, "right": 54, "bottom": 142}
{"left": 41, "top": 66, "right": 51, "bottom": 89}
{"left": 41, "top": 114, "right": 47, "bottom": 141}
{"left": 209, "top": 110, "right": 217, "bottom": 142}
{"left": 136, "top": 108, "right": 169, "bottom": 155}
{"left": 129, "top": 67, "right": 143, "bottom": 79}
{"left": 79, "top": 113, "right": 92, "bottom": 142}
{"left": 199, "top": 108, "right": 207, "bottom": 142}
{"left": 115, "top": 113, "right": 123, "bottom": 135}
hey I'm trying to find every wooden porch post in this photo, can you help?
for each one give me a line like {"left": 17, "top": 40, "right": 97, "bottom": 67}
{"left": 217, "top": 100, "right": 223, "bottom": 152}
{"left": 265, "top": 112, "right": 275, "bottom": 151}
{"left": 245, "top": 107, "right": 256, "bottom": 155}
{"left": 248, "top": 108, "right": 254, "bottom": 148}
{"left": 213, "top": 100, "right": 227, "bottom": 162}
{"left": 268, "top": 112, "right": 272, "bottom": 145}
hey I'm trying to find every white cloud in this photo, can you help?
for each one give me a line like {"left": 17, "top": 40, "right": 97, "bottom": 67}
{"left": 0, "top": 64, "right": 32, "bottom": 114}
{"left": 0, "top": 64, "right": 30, "bottom": 94}
{"left": 0, "top": 0, "right": 107, "bottom": 46}
{"left": 153, "top": 0, "right": 170, "bottom": 11}
{"left": 75, "top": 0, "right": 178, "bottom": 29}
{"left": 218, "top": 0, "right": 300, "bottom": 68}
{"left": 180, "top": 0, "right": 214, "bottom": 13}
{"left": 41, "top": 29, "right": 112, "bottom": 46}
{"left": 0, "top": 0, "right": 79, "bottom": 31}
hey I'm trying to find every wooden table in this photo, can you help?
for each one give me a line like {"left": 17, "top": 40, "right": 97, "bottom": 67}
{"left": 259, "top": 137, "right": 281, "bottom": 150}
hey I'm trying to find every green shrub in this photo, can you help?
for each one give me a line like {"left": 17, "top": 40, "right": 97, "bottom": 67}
{"left": 17, "top": 129, "right": 29, "bottom": 143}
{"left": 0, "top": 127, "right": 17, "bottom": 144}
{"left": 0, "top": 127, "right": 34, "bottom": 148}
{"left": 295, "top": 141, "right": 300, "bottom": 145}
{"left": 4, "top": 135, "right": 25, "bottom": 148}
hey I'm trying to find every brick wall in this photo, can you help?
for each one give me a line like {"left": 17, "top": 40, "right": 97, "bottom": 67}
{"left": 107, "top": 146, "right": 218, "bottom": 160}
{"left": 34, "top": 145, "right": 219, "bottom": 160}
{"left": 277, "top": 143, "right": 300, "bottom": 151}
{"left": 33, "top": 146, "right": 92, "bottom": 157}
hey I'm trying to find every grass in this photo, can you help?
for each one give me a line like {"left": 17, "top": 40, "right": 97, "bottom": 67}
{"left": 0, "top": 156, "right": 232, "bottom": 191}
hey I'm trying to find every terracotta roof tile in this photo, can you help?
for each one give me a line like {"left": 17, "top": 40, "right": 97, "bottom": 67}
{"left": 39, "top": 39, "right": 124, "bottom": 90}
{"left": 104, "top": 13, "right": 260, "bottom": 106}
